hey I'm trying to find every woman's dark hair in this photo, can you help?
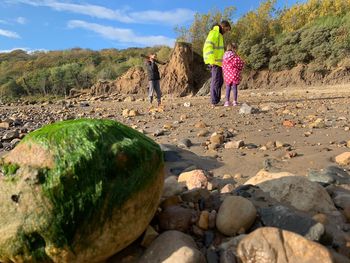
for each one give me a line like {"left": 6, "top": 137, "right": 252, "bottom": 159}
{"left": 221, "top": 20, "right": 231, "bottom": 30}
{"left": 211, "top": 20, "right": 231, "bottom": 34}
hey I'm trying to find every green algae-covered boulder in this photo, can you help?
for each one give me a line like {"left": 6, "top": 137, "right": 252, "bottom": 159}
{"left": 0, "top": 119, "right": 164, "bottom": 263}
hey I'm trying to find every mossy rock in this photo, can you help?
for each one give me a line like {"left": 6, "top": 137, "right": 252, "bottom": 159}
{"left": 0, "top": 119, "right": 164, "bottom": 263}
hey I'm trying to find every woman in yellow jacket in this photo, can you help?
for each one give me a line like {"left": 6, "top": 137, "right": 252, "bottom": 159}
{"left": 203, "top": 20, "right": 231, "bottom": 106}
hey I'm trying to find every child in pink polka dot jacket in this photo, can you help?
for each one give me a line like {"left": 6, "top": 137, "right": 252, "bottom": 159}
{"left": 222, "top": 43, "right": 245, "bottom": 106}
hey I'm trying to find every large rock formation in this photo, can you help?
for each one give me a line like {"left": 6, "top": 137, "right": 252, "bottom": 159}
{"left": 159, "top": 42, "right": 194, "bottom": 96}
{"left": 90, "top": 42, "right": 208, "bottom": 97}
{"left": 111, "top": 66, "right": 148, "bottom": 95}
{"left": 237, "top": 227, "right": 336, "bottom": 263}
{"left": 0, "top": 119, "right": 164, "bottom": 262}
{"left": 90, "top": 80, "right": 115, "bottom": 96}
{"left": 245, "top": 175, "right": 337, "bottom": 214}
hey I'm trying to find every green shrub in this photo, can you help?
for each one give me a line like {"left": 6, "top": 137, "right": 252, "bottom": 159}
{"left": 247, "top": 41, "right": 271, "bottom": 70}
{"left": 0, "top": 80, "right": 26, "bottom": 98}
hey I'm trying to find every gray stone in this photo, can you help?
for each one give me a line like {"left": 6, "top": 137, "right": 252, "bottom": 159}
{"left": 259, "top": 205, "right": 325, "bottom": 241}
{"left": 163, "top": 176, "right": 186, "bottom": 197}
{"left": 80, "top": 102, "right": 90, "bottom": 107}
{"left": 326, "top": 185, "right": 350, "bottom": 211}
{"left": 239, "top": 103, "right": 253, "bottom": 114}
{"left": 196, "top": 78, "right": 211, "bottom": 96}
{"left": 245, "top": 143, "right": 258, "bottom": 149}
{"left": 220, "top": 249, "right": 237, "bottom": 263}
{"left": 206, "top": 248, "right": 219, "bottom": 263}
{"left": 179, "top": 138, "right": 193, "bottom": 148}
{"left": 2, "top": 130, "right": 19, "bottom": 141}
{"left": 226, "top": 140, "right": 245, "bottom": 149}
{"left": 10, "top": 138, "right": 21, "bottom": 147}
{"left": 308, "top": 166, "right": 350, "bottom": 185}
{"left": 204, "top": 230, "right": 215, "bottom": 247}
{"left": 153, "top": 129, "right": 165, "bottom": 137}
{"left": 246, "top": 175, "right": 337, "bottom": 214}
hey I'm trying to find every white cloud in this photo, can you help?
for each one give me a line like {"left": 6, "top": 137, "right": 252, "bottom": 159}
{"left": 0, "top": 28, "right": 21, "bottom": 39}
{"left": 0, "top": 48, "right": 28, "bottom": 53}
{"left": 0, "top": 47, "right": 47, "bottom": 53}
{"left": 9, "top": 0, "right": 194, "bottom": 25}
{"left": 16, "top": 17, "right": 28, "bottom": 24}
{"left": 68, "top": 20, "right": 175, "bottom": 47}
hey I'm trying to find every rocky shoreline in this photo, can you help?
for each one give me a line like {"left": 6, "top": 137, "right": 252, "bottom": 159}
{"left": 1, "top": 85, "right": 350, "bottom": 262}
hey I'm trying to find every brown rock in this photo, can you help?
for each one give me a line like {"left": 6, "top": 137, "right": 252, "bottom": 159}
{"left": 180, "top": 114, "right": 188, "bottom": 121}
{"left": 210, "top": 134, "right": 224, "bottom": 145}
{"left": 139, "top": 230, "right": 206, "bottom": 263}
{"left": 237, "top": 227, "right": 335, "bottom": 263}
{"left": 158, "top": 206, "right": 197, "bottom": 232}
{"left": 195, "top": 120, "right": 207, "bottom": 129}
{"left": 283, "top": 120, "right": 295, "bottom": 128}
{"left": 310, "top": 118, "right": 326, "bottom": 129}
{"left": 244, "top": 169, "right": 296, "bottom": 185}
{"left": 127, "top": 109, "right": 138, "bottom": 117}
{"left": 216, "top": 196, "right": 257, "bottom": 236}
{"left": 122, "top": 109, "right": 130, "bottom": 118}
{"left": 124, "top": 96, "right": 135, "bottom": 102}
{"left": 265, "top": 141, "right": 276, "bottom": 149}
{"left": 0, "top": 122, "right": 10, "bottom": 129}
{"left": 178, "top": 169, "right": 208, "bottom": 190}
{"left": 197, "top": 211, "right": 210, "bottom": 230}
{"left": 220, "top": 184, "right": 235, "bottom": 194}
{"left": 335, "top": 152, "right": 350, "bottom": 166}
{"left": 160, "top": 196, "right": 181, "bottom": 209}
{"left": 163, "top": 123, "right": 173, "bottom": 130}
{"left": 208, "top": 143, "right": 219, "bottom": 150}
{"left": 197, "top": 130, "right": 209, "bottom": 137}
{"left": 227, "top": 140, "right": 245, "bottom": 149}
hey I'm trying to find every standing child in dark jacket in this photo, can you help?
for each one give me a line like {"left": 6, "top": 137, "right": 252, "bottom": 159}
{"left": 145, "top": 54, "right": 162, "bottom": 107}
{"left": 222, "top": 43, "right": 244, "bottom": 106}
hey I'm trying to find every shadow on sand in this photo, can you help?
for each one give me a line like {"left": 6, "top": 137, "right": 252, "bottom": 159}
{"left": 160, "top": 144, "right": 223, "bottom": 177}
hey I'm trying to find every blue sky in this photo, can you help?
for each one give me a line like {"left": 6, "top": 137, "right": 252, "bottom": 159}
{"left": 0, "top": 0, "right": 304, "bottom": 52}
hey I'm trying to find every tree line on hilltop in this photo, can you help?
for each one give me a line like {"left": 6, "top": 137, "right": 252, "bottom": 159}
{"left": 0, "top": 46, "right": 171, "bottom": 101}
{"left": 1, "top": 0, "right": 350, "bottom": 100}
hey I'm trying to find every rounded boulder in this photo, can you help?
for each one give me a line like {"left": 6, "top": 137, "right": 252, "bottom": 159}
{"left": 0, "top": 119, "right": 164, "bottom": 263}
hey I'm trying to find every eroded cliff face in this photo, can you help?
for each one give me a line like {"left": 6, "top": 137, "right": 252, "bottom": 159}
{"left": 239, "top": 63, "right": 350, "bottom": 90}
{"left": 90, "top": 42, "right": 208, "bottom": 97}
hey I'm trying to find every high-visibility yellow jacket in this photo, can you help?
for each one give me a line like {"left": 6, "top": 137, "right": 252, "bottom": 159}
{"left": 203, "top": 26, "right": 224, "bottom": 67}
